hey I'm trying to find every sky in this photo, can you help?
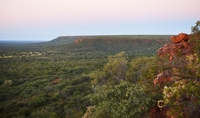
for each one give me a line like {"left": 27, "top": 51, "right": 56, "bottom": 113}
{"left": 0, "top": 0, "right": 199, "bottom": 41}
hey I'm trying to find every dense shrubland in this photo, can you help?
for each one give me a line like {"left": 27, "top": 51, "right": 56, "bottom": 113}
{"left": 0, "top": 52, "right": 106, "bottom": 118}
{"left": 0, "top": 28, "right": 199, "bottom": 118}
{"left": 0, "top": 35, "right": 169, "bottom": 118}
{"left": 82, "top": 22, "right": 200, "bottom": 118}
{"left": 84, "top": 52, "right": 159, "bottom": 118}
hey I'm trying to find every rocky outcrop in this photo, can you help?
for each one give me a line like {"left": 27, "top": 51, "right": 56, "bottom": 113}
{"left": 151, "top": 33, "right": 192, "bottom": 117}
{"left": 171, "top": 33, "right": 189, "bottom": 43}
{"left": 149, "top": 105, "right": 171, "bottom": 118}
{"left": 74, "top": 39, "right": 83, "bottom": 43}
{"left": 157, "top": 33, "right": 191, "bottom": 61}
{"left": 155, "top": 33, "right": 191, "bottom": 84}
{"left": 154, "top": 70, "right": 172, "bottom": 85}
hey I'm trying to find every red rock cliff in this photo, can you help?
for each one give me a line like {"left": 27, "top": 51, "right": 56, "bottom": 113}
{"left": 157, "top": 33, "right": 192, "bottom": 61}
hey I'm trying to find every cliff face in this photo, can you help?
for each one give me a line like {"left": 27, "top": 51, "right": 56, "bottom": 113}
{"left": 153, "top": 33, "right": 191, "bottom": 86}
{"left": 157, "top": 33, "right": 191, "bottom": 61}
{"left": 150, "top": 33, "right": 199, "bottom": 118}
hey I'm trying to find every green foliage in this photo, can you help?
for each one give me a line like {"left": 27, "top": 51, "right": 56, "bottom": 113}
{"left": 18, "top": 107, "right": 30, "bottom": 116}
{"left": 30, "top": 106, "right": 60, "bottom": 118}
{"left": 0, "top": 35, "right": 171, "bottom": 118}
{"left": 89, "top": 52, "right": 128, "bottom": 86}
{"left": 56, "top": 35, "right": 170, "bottom": 56}
{"left": 160, "top": 52, "right": 200, "bottom": 118}
{"left": 157, "top": 30, "right": 200, "bottom": 118}
{"left": 85, "top": 53, "right": 161, "bottom": 118}
{"left": 191, "top": 20, "right": 200, "bottom": 34}
{"left": 0, "top": 53, "right": 96, "bottom": 117}
{"left": 86, "top": 31, "right": 200, "bottom": 118}
{"left": 189, "top": 31, "right": 200, "bottom": 56}
{"left": 86, "top": 81, "right": 156, "bottom": 118}
{"left": 163, "top": 81, "right": 200, "bottom": 118}
{"left": 127, "top": 56, "right": 158, "bottom": 84}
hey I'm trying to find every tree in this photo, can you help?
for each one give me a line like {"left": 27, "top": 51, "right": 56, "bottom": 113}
{"left": 191, "top": 20, "right": 200, "bottom": 34}
{"left": 89, "top": 52, "right": 128, "bottom": 86}
{"left": 84, "top": 81, "right": 156, "bottom": 118}
{"left": 162, "top": 53, "right": 200, "bottom": 118}
{"left": 126, "top": 56, "right": 157, "bottom": 84}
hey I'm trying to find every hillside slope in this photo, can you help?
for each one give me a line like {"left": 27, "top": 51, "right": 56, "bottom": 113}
{"left": 149, "top": 33, "right": 200, "bottom": 118}
{"left": 0, "top": 36, "right": 78, "bottom": 52}
{"left": 0, "top": 35, "right": 171, "bottom": 54}
{"left": 46, "top": 35, "right": 171, "bottom": 56}
{"left": 81, "top": 33, "right": 200, "bottom": 118}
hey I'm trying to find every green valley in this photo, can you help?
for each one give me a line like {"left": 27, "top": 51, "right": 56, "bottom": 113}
{"left": 0, "top": 30, "right": 200, "bottom": 118}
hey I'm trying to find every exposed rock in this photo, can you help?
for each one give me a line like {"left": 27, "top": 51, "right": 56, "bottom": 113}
{"left": 155, "top": 33, "right": 191, "bottom": 85}
{"left": 74, "top": 39, "right": 83, "bottom": 43}
{"left": 151, "top": 33, "right": 193, "bottom": 117}
{"left": 150, "top": 33, "right": 199, "bottom": 118}
{"left": 52, "top": 78, "right": 62, "bottom": 83}
{"left": 154, "top": 70, "right": 173, "bottom": 85}
{"left": 171, "top": 33, "right": 189, "bottom": 43}
{"left": 157, "top": 33, "right": 191, "bottom": 61}
{"left": 148, "top": 105, "right": 173, "bottom": 118}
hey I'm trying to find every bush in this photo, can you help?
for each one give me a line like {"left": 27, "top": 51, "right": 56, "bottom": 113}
{"left": 85, "top": 81, "right": 156, "bottom": 118}
{"left": 18, "top": 107, "right": 30, "bottom": 116}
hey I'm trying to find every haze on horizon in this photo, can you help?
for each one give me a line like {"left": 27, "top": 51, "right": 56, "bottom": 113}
{"left": 0, "top": 0, "right": 199, "bottom": 41}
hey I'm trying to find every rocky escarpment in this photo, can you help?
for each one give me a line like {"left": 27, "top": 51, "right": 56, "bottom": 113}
{"left": 154, "top": 33, "right": 191, "bottom": 85}
{"left": 157, "top": 33, "right": 191, "bottom": 61}
{"left": 150, "top": 33, "right": 194, "bottom": 118}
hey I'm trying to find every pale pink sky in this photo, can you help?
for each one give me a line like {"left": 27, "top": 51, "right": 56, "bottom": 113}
{"left": 0, "top": 0, "right": 199, "bottom": 41}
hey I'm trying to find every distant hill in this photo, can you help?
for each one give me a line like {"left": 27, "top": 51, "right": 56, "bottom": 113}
{"left": 0, "top": 35, "right": 172, "bottom": 56}
{"left": 45, "top": 35, "right": 171, "bottom": 56}
{"left": 36, "top": 36, "right": 79, "bottom": 46}
{"left": 24, "top": 36, "right": 79, "bottom": 49}
{"left": 0, "top": 36, "right": 79, "bottom": 52}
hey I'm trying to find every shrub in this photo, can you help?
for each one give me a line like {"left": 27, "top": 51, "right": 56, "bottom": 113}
{"left": 85, "top": 81, "right": 156, "bottom": 118}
